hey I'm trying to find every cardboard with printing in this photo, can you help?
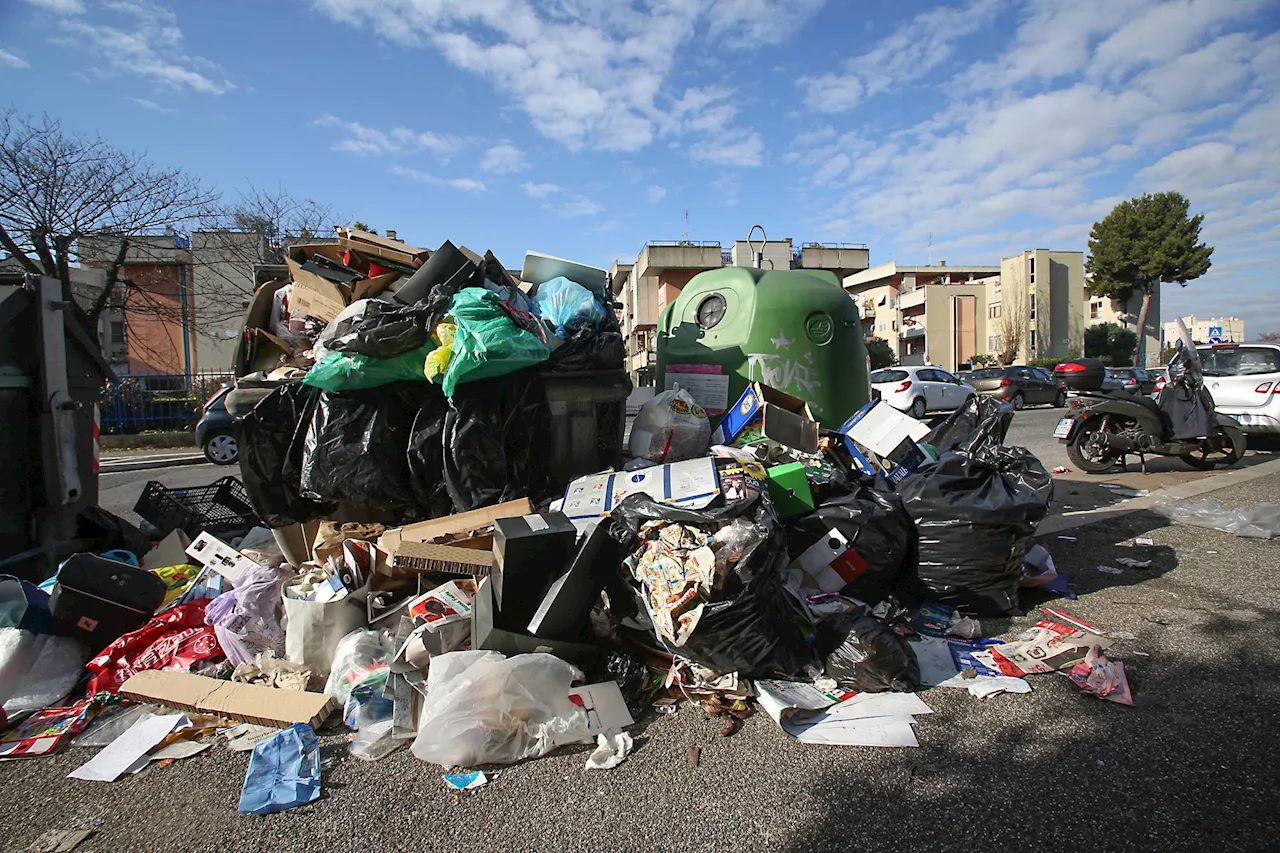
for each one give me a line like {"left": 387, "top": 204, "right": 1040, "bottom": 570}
{"left": 185, "top": 532, "right": 261, "bottom": 585}
{"left": 286, "top": 259, "right": 349, "bottom": 323}
{"left": 715, "top": 382, "right": 820, "bottom": 453}
{"left": 120, "top": 670, "right": 335, "bottom": 729}
{"left": 492, "top": 513, "right": 577, "bottom": 626}
{"left": 561, "top": 458, "right": 720, "bottom": 521}
{"left": 336, "top": 227, "right": 431, "bottom": 269}
{"left": 839, "top": 400, "right": 932, "bottom": 484}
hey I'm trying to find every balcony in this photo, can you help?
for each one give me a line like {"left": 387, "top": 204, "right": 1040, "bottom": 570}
{"left": 635, "top": 242, "right": 724, "bottom": 280}
{"left": 899, "top": 288, "right": 926, "bottom": 309}
{"left": 901, "top": 325, "right": 926, "bottom": 339}
{"left": 800, "top": 243, "right": 870, "bottom": 273}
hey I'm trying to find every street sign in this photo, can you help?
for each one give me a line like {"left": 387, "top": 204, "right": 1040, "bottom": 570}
{"left": 1208, "top": 336, "right": 1223, "bottom": 344}
{"left": 1208, "top": 325, "right": 1223, "bottom": 338}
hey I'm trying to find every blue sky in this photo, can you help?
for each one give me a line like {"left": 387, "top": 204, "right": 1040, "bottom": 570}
{"left": 2, "top": 0, "right": 1278, "bottom": 333}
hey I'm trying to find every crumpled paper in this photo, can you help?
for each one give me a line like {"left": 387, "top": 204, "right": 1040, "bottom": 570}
{"left": 584, "top": 731, "right": 634, "bottom": 771}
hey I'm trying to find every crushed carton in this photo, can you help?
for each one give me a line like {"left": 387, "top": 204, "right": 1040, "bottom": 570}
{"left": 561, "top": 457, "right": 720, "bottom": 522}
{"left": 119, "top": 670, "right": 336, "bottom": 729}
{"left": 714, "top": 382, "right": 820, "bottom": 453}
{"left": 839, "top": 400, "right": 931, "bottom": 484}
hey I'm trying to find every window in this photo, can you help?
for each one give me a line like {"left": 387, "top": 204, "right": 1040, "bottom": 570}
{"left": 892, "top": 320, "right": 898, "bottom": 331}
{"left": 917, "top": 369, "right": 939, "bottom": 382}
{"left": 988, "top": 302, "right": 1002, "bottom": 319}
{"left": 1029, "top": 256, "right": 1036, "bottom": 284}
{"left": 109, "top": 321, "right": 125, "bottom": 344}
{"left": 1030, "top": 330, "right": 1037, "bottom": 352}
{"left": 935, "top": 370, "right": 959, "bottom": 384}
{"left": 879, "top": 322, "right": 885, "bottom": 332}
{"left": 1029, "top": 294, "right": 1036, "bottom": 320}
{"left": 988, "top": 335, "right": 1000, "bottom": 351}
{"left": 1199, "top": 346, "right": 1280, "bottom": 376}
{"left": 871, "top": 370, "right": 909, "bottom": 383}
{"left": 1090, "top": 302, "right": 1100, "bottom": 319}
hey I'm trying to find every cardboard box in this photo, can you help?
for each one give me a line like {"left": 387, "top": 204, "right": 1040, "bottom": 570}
{"left": 378, "top": 499, "right": 532, "bottom": 575}
{"left": 716, "top": 382, "right": 820, "bottom": 453}
{"left": 120, "top": 670, "right": 336, "bottom": 729}
{"left": 839, "top": 400, "right": 932, "bottom": 484}
{"left": 336, "top": 227, "right": 431, "bottom": 269}
{"left": 560, "top": 458, "right": 720, "bottom": 521}
{"left": 492, "top": 513, "right": 577, "bottom": 625}
{"left": 471, "top": 577, "right": 597, "bottom": 665}
{"left": 286, "top": 257, "right": 350, "bottom": 323}
{"left": 765, "top": 462, "right": 815, "bottom": 519}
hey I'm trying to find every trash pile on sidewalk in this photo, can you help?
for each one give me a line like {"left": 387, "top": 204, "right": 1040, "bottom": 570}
{"left": 0, "top": 233, "right": 1145, "bottom": 815}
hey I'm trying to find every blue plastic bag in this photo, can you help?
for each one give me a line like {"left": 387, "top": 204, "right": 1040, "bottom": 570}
{"left": 238, "top": 723, "right": 322, "bottom": 815}
{"left": 533, "top": 277, "right": 608, "bottom": 339}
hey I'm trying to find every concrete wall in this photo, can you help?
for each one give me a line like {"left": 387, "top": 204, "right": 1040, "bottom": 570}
{"left": 922, "top": 284, "right": 990, "bottom": 372}
{"left": 731, "top": 239, "right": 792, "bottom": 271}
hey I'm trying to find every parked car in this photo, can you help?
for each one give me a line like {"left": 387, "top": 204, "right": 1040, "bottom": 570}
{"left": 196, "top": 382, "right": 238, "bottom": 465}
{"left": 1196, "top": 342, "right": 1280, "bottom": 436}
{"left": 869, "top": 366, "right": 976, "bottom": 418}
{"left": 1106, "top": 367, "right": 1160, "bottom": 395}
{"left": 966, "top": 365, "right": 1066, "bottom": 410}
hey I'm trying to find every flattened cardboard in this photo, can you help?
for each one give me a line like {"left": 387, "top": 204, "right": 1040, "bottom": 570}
{"left": 120, "top": 670, "right": 335, "bottom": 729}
{"left": 378, "top": 498, "right": 532, "bottom": 566}
{"left": 717, "top": 382, "right": 820, "bottom": 453}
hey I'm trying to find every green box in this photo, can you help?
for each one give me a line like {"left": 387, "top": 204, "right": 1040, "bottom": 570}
{"left": 765, "top": 462, "right": 815, "bottom": 519}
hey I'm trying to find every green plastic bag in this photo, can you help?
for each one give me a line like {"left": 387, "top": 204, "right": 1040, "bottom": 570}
{"left": 303, "top": 344, "right": 435, "bottom": 392}
{"left": 441, "top": 289, "right": 550, "bottom": 397}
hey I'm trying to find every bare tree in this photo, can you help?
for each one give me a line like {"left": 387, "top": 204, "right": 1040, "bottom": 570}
{"left": 997, "top": 285, "right": 1029, "bottom": 365}
{"left": 0, "top": 109, "right": 219, "bottom": 319}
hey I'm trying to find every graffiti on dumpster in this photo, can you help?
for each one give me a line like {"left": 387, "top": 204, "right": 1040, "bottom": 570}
{"left": 748, "top": 330, "right": 822, "bottom": 398}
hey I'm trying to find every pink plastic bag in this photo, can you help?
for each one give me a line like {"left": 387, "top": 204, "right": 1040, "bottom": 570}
{"left": 205, "top": 565, "right": 291, "bottom": 667}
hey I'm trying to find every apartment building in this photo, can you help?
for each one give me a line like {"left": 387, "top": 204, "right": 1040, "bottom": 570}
{"left": 1084, "top": 286, "right": 1162, "bottom": 364}
{"left": 1162, "top": 315, "right": 1245, "bottom": 346}
{"left": 617, "top": 237, "right": 870, "bottom": 386}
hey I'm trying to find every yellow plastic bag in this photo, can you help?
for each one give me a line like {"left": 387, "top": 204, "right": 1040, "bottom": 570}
{"left": 424, "top": 321, "right": 457, "bottom": 384}
{"left": 150, "top": 563, "right": 203, "bottom": 606}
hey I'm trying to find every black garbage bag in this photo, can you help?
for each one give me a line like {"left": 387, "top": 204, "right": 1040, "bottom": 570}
{"left": 816, "top": 614, "right": 920, "bottom": 693}
{"left": 923, "top": 394, "right": 1012, "bottom": 455}
{"left": 442, "top": 366, "right": 554, "bottom": 512}
{"left": 328, "top": 301, "right": 434, "bottom": 359}
{"left": 299, "top": 384, "right": 426, "bottom": 518}
{"left": 405, "top": 383, "right": 455, "bottom": 520}
{"left": 545, "top": 327, "right": 625, "bottom": 372}
{"left": 75, "top": 506, "right": 152, "bottom": 561}
{"left": 785, "top": 483, "right": 917, "bottom": 604}
{"left": 898, "top": 445, "right": 1052, "bottom": 616}
{"left": 612, "top": 492, "right": 815, "bottom": 679}
{"left": 236, "top": 382, "right": 335, "bottom": 528}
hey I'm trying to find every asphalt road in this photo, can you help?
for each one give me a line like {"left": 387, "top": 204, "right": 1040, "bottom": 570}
{"left": 5, "top": 469, "right": 1278, "bottom": 852}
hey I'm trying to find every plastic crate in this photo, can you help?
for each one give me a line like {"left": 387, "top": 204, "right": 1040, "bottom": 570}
{"left": 133, "top": 476, "right": 260, "bottom": 539}
{"left": 540, "top": 369, "right": 633, "bottom": 488}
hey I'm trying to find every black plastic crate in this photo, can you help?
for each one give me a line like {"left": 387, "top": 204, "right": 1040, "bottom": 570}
{"left": 133, "top": 476, "right": 260, "bottom": 539}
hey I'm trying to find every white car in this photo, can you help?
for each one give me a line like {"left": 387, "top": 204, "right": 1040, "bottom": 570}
{"left": 870, "top": 366, "right": 976, "bottom": 418}
{"left": 1195, "top": 342, "right": 1280, "bottom": 436}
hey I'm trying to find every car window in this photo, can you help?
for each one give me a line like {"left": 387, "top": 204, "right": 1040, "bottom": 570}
{"left": 870, "top": 369, "right": 909, "bottom": 383}
{"left": 968, "top": 368, "right": 1004, "bottom": 380}
{"left": 1199, "top": 346, "right": 1280, "bottom": 377}
{"left": 1015, "top": 368, "right": 1033, "bottom": 380}
{"left": 1031, "top": 368, "right": 1053, "bottom": 382}
{"left": 935, "top": 370, "right": 959, "bottom": 383}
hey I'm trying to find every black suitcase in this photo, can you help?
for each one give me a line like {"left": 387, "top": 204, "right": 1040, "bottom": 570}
{"left": 49, "top": 554, "right": 167, "bottom": 651}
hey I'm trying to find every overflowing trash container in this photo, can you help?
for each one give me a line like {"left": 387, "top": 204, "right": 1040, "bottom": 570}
{"left": 3, "top": 226, "right": 1148, "bottom": 819}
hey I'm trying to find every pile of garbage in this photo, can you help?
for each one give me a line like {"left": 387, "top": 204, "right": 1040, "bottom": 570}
{"left": 0, "top": 233, "right": 1140, "bottom": 814}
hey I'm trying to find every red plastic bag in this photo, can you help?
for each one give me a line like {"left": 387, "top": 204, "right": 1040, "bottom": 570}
{"left": 85, "top": 602, "right": 224, "bottom": 695}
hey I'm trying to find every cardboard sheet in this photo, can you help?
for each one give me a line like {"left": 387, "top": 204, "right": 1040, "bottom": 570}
{"left": 120, "top": 671, "right": 335, "bottom": 729}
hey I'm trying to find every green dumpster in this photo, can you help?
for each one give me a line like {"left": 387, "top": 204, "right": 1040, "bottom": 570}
{"left": 656, "top": 267, "right": 869, "bottom": 428}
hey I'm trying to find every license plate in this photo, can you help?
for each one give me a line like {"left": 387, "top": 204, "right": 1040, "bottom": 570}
{"left": 1053, "top": 417, "right": 1073, "bottom": 439}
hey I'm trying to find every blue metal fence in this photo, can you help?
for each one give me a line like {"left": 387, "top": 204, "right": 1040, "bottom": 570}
{"left": 100, "top": 371, "right": 234, "bottom": 435}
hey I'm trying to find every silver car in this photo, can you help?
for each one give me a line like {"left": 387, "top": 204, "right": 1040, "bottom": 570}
{"left": 1196, "top": 343, "right": 1280, "bottom": 435}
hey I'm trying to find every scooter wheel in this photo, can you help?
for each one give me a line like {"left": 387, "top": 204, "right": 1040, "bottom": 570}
{"left": 1066, "top": 420, "right": 1119, "bottom": 473}
{"left": 1181, "top": 426, "right": 1246, "bottom": 470}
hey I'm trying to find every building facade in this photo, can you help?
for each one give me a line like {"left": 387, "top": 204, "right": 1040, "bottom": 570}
{"left": 1162, "top": 315, "right": 1245, "bottom": 346}
{"left": 617, "top": 237, "right": 870, "bottom": 386}
{"left": 1084, "top": 286, "right": 1162, "bottom": 365}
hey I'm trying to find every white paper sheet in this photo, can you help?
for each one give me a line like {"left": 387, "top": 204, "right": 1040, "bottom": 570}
{"left": 69, "top": 713, "right": 183, "bottom": 782}
{"left": 793, "top": 718, "right": 920, "bottom": 747}
{"left": 820, "top": 692, "right": 933, "bottom": 721}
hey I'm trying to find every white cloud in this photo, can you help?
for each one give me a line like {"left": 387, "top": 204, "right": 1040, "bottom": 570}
{"left": 479, "top": 143, "right": 529, "bottom": 174}
{"left": 647, "top": 185, "right": 667, "bottom": 203}
{"left": 689, "top": 129, "right": 765, "bottom": 167}
{"left": 521, "top": 181, "right": 562, "bottom": 198}
{"left": 799, "top": 0, "right": 1003, "bottom": 112}
{"left": 391, "top": 165, "right": 486, "bottom": 192}
{"left": 311, "top": 0, "right": 793, "bottom": 163}
{"left": 23, "top": 0, "right": 85, "bottom": 13}
{"left": 37, "top": 0, "right": 232, "bottom": 94}
{"left": 315, "top": 114, "right": 460, "bottom": 159}
{"left": 126, "top": 96, "right": 175, "bottom": 114}
{"left": 555, "top": 195, "right": 603, "bottom": 217}
{"left": 0, "top": 49, "right": 29, "bottom": 69}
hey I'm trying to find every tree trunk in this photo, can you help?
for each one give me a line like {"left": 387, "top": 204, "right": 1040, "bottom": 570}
{"left": 1134, "top": 285, "right": 1153, "bottom": 367}
{"left": 53, "top": 235, "right": 72, "bottom": 302}
{"left": 88, "top": 238, "right": 131, "bottom": 322}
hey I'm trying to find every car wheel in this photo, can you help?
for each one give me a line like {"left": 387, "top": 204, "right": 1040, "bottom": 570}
{"left": 911, "top": 397, "right": 927, "bottom": 419}
{"left": 202, "top": 430, "right": 238, "bottom": 465}
{"left": 1010, "top": 391, "right": 1025, "bottom": 411}
{"left": 1054, "top": 389, "right": 1067, "bottom": 408}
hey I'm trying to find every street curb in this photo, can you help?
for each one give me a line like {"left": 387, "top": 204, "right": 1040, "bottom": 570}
{"left": 100, "top": 454, "right": 209, "bottom": 473}
{"left": 1038, "top": 456, "right": 1280, "bottom": 535}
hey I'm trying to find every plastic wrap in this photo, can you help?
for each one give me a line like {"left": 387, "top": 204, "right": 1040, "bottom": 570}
{"left": 1158, "top": 499, "right": 1280, "bottom": 540}
{"left": 533, "top": 276, "right": 609, "bottom": 338}
{"left": 410, "top": 651, "right": 590, "bottom": 767}
{"left": 441, "top": 288, "right": 551, "bottom": 397}
{"left": 235, "top": 382, "right": 335, "bottom": 528}
{"left": 204, "top": 564, "right": 291, "bottom": 667}
{"left": 785, "top": 484, "right": 917, "bottom": 604}
{"left": 898, "top": 446, "right": 1053, "bottom": 616}
{"left": 628, "top": 386, "right": 711, "bottom": 464}
{"left": 815, "top": 614, "right": 921, "bottom": 693}
{"left": 612, "top": 493, "right": 815, "bottom": 678}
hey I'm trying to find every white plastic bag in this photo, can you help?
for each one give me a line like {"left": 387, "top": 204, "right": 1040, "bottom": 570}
{"left": 410, "top": 651, "right": 590, "bottom": 767}
{"left": 1159, "top": 500, "right": 1280, "bottom": 540}
{"left": 628, "top": 386, "right": 711, "bottom": 464}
